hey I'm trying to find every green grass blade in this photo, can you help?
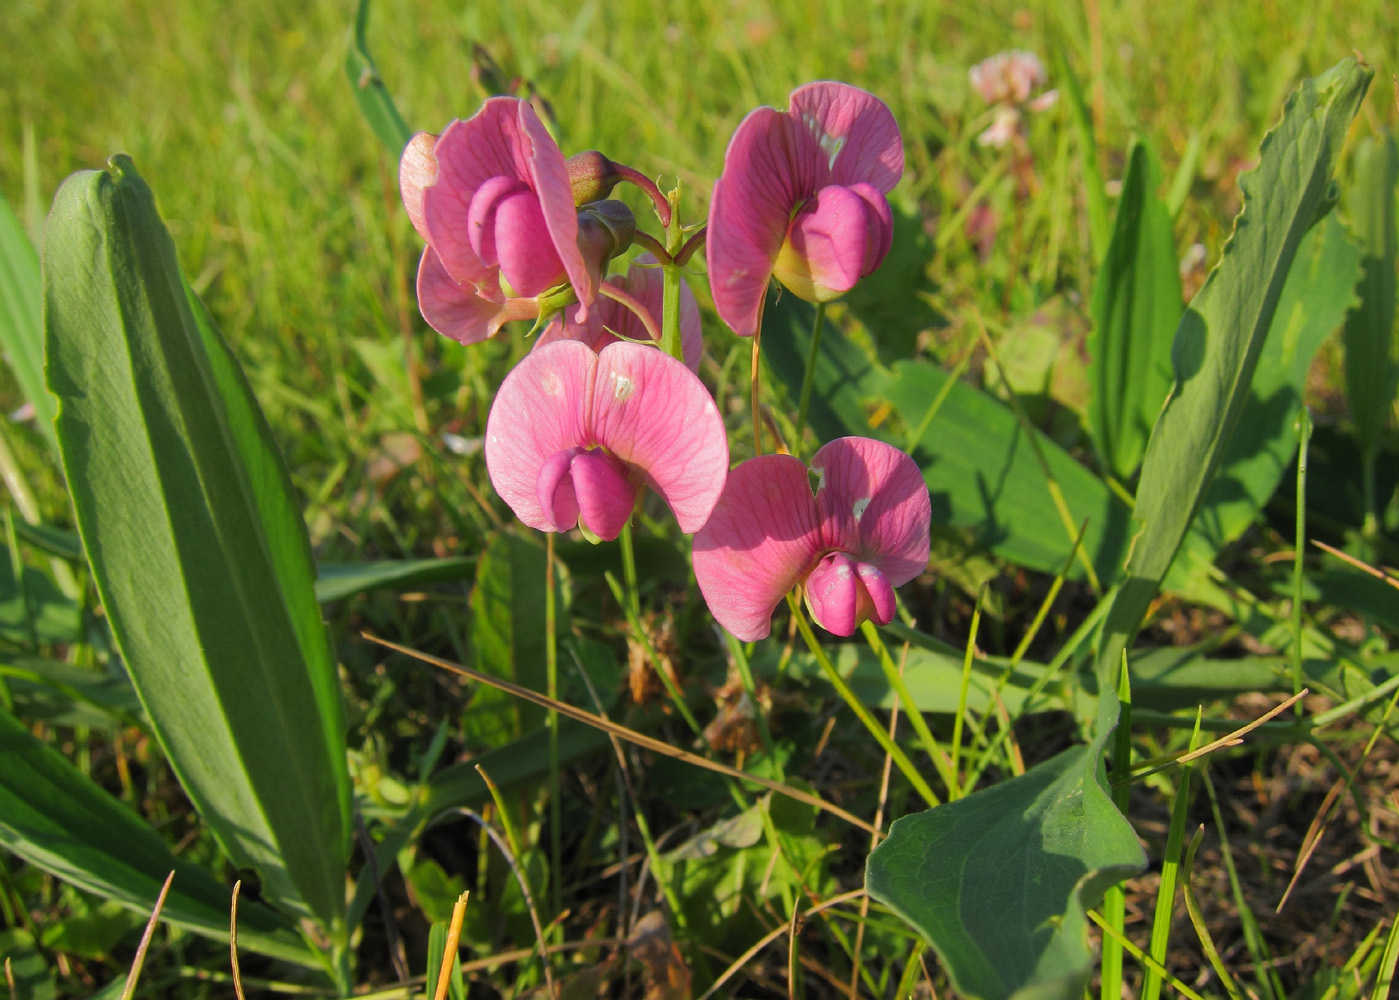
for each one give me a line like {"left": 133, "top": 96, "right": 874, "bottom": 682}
{"left": 0, "top": 706, "right": 312, "bottom": 966}
{"left": 1095, "top": 57, "right": 1372, "bottom": 688}
{"left": 1087, "top": 139, "right": 1181, "bottom": 483}
{"left": 44, "top": 156, "right": 352, "bottom": 937}
{"left": 346, "top": 0, "right": 414, "bottom": 154}
{"left": 0, "top": 189, "right": 56, "bottom": 455}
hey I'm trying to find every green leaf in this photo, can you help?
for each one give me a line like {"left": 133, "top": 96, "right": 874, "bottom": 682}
{"left": 0, "top": 706, "right": 310, "bottom": 965}
{"left": 0, "top": 188, "right": 55, "bottom": 453}
{"left": 1342, "top": 129, "right": 1399, "bottom": 458}
{"left": 1, "top": 655, "right": 142, "bottom": 730}
{"left": 1097, "top": 58, "right": 1372, "bottom": 685}
{"left": 464, "top": 531, "right": 562, "bottom": 745}
{"left": 1054, "top": 49, "right": 1111, "bottom": 262}
{"left": 315, "top": 557, "right": 477, "bottom": 603}
{"left": 866, "top": 741, "right": 1145, "bottom": 1000}
{"left": 0, "top": 544, "right": 81, "bottom": 644}
{"left": 1087, "top": 139, "right": 1181, "bottom": 481}
{"left": 346, "top": 0, "right": 413, "bottom": 154}
{"left": 43, "top": 156, "right": 351, "bottom": 934}
{"left": 0, "top": 930, "right": 55, "bottom": 1000}
{"left": 888, "top": 360, "right": 1130, "bottom": 583}
{"left": 1185, "top": 211, "right": 1363, "bottom": 555}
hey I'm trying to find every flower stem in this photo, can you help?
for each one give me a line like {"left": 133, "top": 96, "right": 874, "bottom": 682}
{"left": 659, "top": 186, "right": 685, "bottom": 364}
{"left": 793, "top": 302, "right": 826, "bottom": 456}
{"left": 544, "top": 532, "right": 561, "bottom": 922}
{"left": 786, "top": 594, "right": 939, "bottom": 808}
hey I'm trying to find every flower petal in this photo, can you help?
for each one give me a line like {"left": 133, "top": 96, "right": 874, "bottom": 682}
{"left": 848, "top": 181, "right": 894, "bottom": 275}
{"left": 811, "top": 437, "right": 930, "bottom": 585}
{"left": 707, "top": 107, "right": 824, "bottom": 337}
{"left": 804, "top": 551, "right": 872, "bottom": 636}
{"left": 514, "top": 100, "right": 595, "bottom": 314}
{"left": 588, "top": 342, "right": 728, "bottom": 531}
{"left": 605, "top": 256, "right": 703, "bottom": 373}
{"left": 693, "top": 455, "right": 823, "bottom": 641}
{"left": 417, "top": 248, "right": 534, "bottom": 345}
{"left": 485, "top": 340, "right": 595, "bottom": 531}
{"left": 773, "top": 183, "right": 873, "bottom": 302}
{"left": 788, "top": 82, "right": 903, "bottom": 193}
{"left": 570, "top": 449, "right": 637, "bottom": 541}
{"left": 492, "top": 186, "right": 567, "bottom": 296}
{"left": 399, "top": 131, "right": 439, "bottom": 242}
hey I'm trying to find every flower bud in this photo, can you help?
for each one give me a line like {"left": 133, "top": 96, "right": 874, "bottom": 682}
{"left": 566, "top": 151, "right": 622, "bottom": 205}
{"left": 577, "top": 200, "right": 636, "bottom": 267}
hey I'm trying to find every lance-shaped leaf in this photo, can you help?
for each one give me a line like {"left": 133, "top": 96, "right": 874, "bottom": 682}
{"left": 1087, "top": 139, "right": 1181, "bottom": 482}
{"left": 0, "top": 706, "right": 312, "bottom": 965}
{"left": 1342, "top": 129, "right": 1399, "bottom": 459}
{"left": 43, "top": 156, "right": 351, "bottom": 935}
{"left": 1095, "top": 58, "right": 1371, "bottom": 686}
{"left": 0, "top": 189, "right": 55, "bottom": 453}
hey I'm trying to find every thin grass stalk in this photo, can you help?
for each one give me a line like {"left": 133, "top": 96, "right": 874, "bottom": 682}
{"left": 1087, "top": 910, "right": 1210, "bottom": 1000}
{"left": 725, "top": 631, "right": 784, "bottom": 780}
{"left": 1142, "top": 717, "right": 1199, "bottom": 1000}
{"left": 793, "top": 302, "right": 825, "bottom": 456}
{"left": 1100, "top": 654, "right": 1133, "bottom": 1000}
{"left": 1376, "top": 913, "right": 1399, "bottom": 1000}
{"left": 1315, "top": 919, "right": 1387, "bottom": 1000}
{"left": 949, "top": 586, "right": 987, "bottom": 800}
{"left": 603, "top": 570, "right": 702, "bottom": 736}
{"left": 850, "top": 667, "right": 901, "bottom": 999}
{"left": 1180, "top": 827, "right": 1245, "bottom": 1000}
{"left": 545, "top": 531, "right": 562, "bottom": 922}
{"left": 859, "top": 621, "right": 954, "bottom": 797}
{"left": 785, "top": 594, "right": 940, "bottom": 808}
{"left": 902, "top": 333, "right": 976, "bottom": 452}
{"left": 1292, "top": 407, "right": 1311, "bottom": 714}
{"left": 120, "top": 871, "right": 173, "bottom": 1000}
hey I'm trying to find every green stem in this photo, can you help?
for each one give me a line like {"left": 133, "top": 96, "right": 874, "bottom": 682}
{"left": 859, "top": 622, "right": 953, "bottom": 796}
{"left": 1292, "top": 408, "right": 1311, "bottom": 714}
{"left": 793, "top": 302, "right": 825, "bottom": 455}
{"left": 618, "top": 521, "right": 641, "bottom": 620}
{"left": 545, "top": 532, "right": 561, "bottom": 923}
{"left": 659, "top": 184, "right": 684, "bottom": 364}
{"left": 786, "top": 594, "right": 939, "bottom": 808}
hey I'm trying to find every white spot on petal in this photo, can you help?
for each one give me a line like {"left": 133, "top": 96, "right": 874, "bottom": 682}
{"left": 610, "top": 371, "right": 635, "bottom": 402}
{"left": 853, "top": 497, "right": 870, "bottom": 521}
{"left": 541, "top": 371, "right": 563, "bottom": 397}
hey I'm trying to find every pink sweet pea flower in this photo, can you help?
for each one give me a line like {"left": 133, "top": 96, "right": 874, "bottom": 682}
{"left": 535, "top": 254, "right": 704, "bottom": 373}
{"left": 693, "top": 437, "right": 930, "bottom": 641}
{"left": 707, "top": 82, "right": 904, "bottom": 337}
{"left": 485, "top": 340, "right": 728, "bottom": 541}
{"left": 401, "top": 99, "right": 621, "bottom": 345}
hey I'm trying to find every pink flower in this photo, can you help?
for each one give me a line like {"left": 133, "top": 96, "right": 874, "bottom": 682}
{"left": 693, "top": 437, "right": 930, "bottom": 641}
{"left": 536, "top": 254, "right": 704, "bottom": 373}
{"left": 401, "top": 99, "right": 624, "bottom": 345}
{"left": 706, "top": 82, "right": 903, "bottom": 338}
{"left": 485, "top": 340, "right": 729, "bottom": 541}
{"left": 968, "top": 51, "right": 1059, "bottom": 148}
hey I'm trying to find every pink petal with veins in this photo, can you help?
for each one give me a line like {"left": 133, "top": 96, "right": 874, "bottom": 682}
{"left": 399, "top": 132, "right": 439, "bottom": 242}
{"left": 466, "top": 175, "right": 530, "bottom": 268}
{"left": 417, "top": 248, "right": 536, "bottom": 345}
{"left": 788, "top": 82, "right": 903, "bottom": 192}
{"left": 485, "top": 340, "right": 594, "bottom": 531}
{"left": 536, "top": 447, "right": 584, "bottom": 532}
{"left": 811, "top": 437, "right": 930, "bottom": 585}
{"left": 492, "top": 187, "right": 567, "bottom": 296}
{"left": 773, "top": 184, "right": 875, "bottom": 302}
{"left": 515, "top": 100, "right": 594, "bottom": 313}
{"left": 589, "top": 342, "right": 728, "bottom": 531}
{"left": 848, "top": 182, "right": 894, "bottom": 274}
{"left": 570, "top": 449, "right": 637, "bottom": 541}
{"left": 804, "top": 551, "right": 873, "bottom": 636}
{"left": 693, "top": 455, "right": 823, "bottom": 641}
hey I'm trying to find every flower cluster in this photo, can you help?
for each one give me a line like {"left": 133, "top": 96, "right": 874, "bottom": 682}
{"left": 401, "top": 82, "right": 931, "bottom": 639}
{"left": 968, "top": 50, "right": 1058, "bottom": 148}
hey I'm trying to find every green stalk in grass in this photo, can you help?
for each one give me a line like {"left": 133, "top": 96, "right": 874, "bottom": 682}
{"left": 792, "top": 302, "right": 825, "bottom": 456}
{"left": 1292, "top": 407, "right": 1311, "bottom": 715}
{"left": 544, "top": 532, "right": 562, "bottom": 925}
{"left": 1100, "top": 654, "right": 1133, "bottom": 1000}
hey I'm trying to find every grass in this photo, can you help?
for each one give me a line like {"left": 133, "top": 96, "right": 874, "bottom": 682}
{"left": 1, "top": 0, "right": 1397, "bottom": 997}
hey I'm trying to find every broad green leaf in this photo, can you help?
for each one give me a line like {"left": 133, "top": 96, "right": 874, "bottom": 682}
{"left": 44, "top": 156, "right": 351, "bottom": 934}
{"left": 1097, "top": 58, "right": 1371, "bottom": 685}
{"left": 1342, "top": 129, "right": 1399, "bottom": 458}
{"left": 346, "top": 0, "right": 413, "bottom": 154}
{"left": 1087, "top": 139, "right": 1181, "bottom": 482}
{"left": 315, "top": 556, "right": 477, "bottom": 603}
{"left": 867, "top": 738, "right": 1145, "bottom": 1000}
{"left": 0, "top": 189, "right": 55, "bottom": 453}
{"left": 464, "top": 531, "right": 562, "bottom": 745}
{"left": 888, "top": 360, "right": 1130, "bottom": 583}
{"left": 1180, "top": 212, "right": 1362, "bottom": 559}
{"left": 0, "top": 706, "right": 311, "bottom": 965}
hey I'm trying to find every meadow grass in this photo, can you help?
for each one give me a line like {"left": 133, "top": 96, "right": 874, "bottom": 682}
{"left": 1, "top": 0, "right": 1397, "bottom": 997}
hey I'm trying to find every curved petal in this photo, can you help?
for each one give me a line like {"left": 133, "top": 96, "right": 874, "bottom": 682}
{"left": 707, "top": 106, "right": 823, "bottom": 337}
{"left": 570, "top": 449, "right": 637, "bottom": 541}
{"left": 536, "top": 447, "right": 584, "bottom": 532}
{"left": 418, "top": 248, "right": 533, "bottom": 345}
{"left": 811, "top": 437, "right": 930, "bottom": 586}
{"left": 466, "top": 175, "right": 530, "bottom": 268}
{"left": 399, "top": 131, "right": 440, "bottom": 242}
{"left": 857, "top": 561, "right": 897, "bottom": 626}
{"left": 485, "top": 340, "right": 595, "bottom": 531}
{"left": 424, "top": 99, "right": 528, "bottom": 284}
{"left": 848, "top": 181, "right": 894, "bottom": 275}
{"left": 804, "top": 551, "right": 873, "bottom": 636}
{"left": 788, "top": 82, "right": 903, "bottom": 193}
{"left": 693, "top": 455, "right": 822, "bottom": 641}
{"left": 772, "top": 184, "right": 873, "bottom": 302}
{"left": 588, "top": 342, "right": 728, "bottom": 532}
{"left": 515, "top": 100, "right": 594, "bottom": 313}
{"left": 493, "top": 187, "right": 567, "bottom": 296}
{"left": 534, "top": 306, "right": 608, "bottom": 353}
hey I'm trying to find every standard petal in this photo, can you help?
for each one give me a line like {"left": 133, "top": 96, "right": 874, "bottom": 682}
{"left": 515, "top": 100, "right": 594, "bottom": 312}
{"left": 693, "top": 455, "right": 823, "bottom": 641}
{"left": 417, "top": 248, "right": 532, "bottom": 345}
{"left": 485, "top": 340, "right": 595, "bottom": 531}
{"left": 811, "top": 437, "right": 930, "bottom": 586}
{"left": 772, "top": 184, "right": 873, "bottom": 302}
{"left": 707, "top": 106, "right": 823, "bottom": 337}
{"left": 399, "top": 131, "right": 439, "bottom": 242}
{"left": 588, "top": 342, "right": 728, "bottom": 531}
{"left": 788, "top": 82, "right": 903, "bottom": 194}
